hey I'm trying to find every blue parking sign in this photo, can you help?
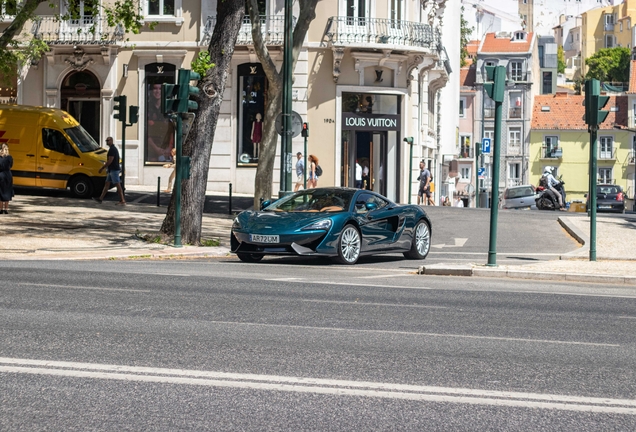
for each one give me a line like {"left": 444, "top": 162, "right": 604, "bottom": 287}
{"left": 482, "top": 138, "right": 491, "bottom": 154}
{"left": 478, "top": 167, "right": 486, "bottom": 179}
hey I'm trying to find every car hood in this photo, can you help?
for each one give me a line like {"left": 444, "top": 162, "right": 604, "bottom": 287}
{"left": 236, "top": 210, "right": 339, "bottom": 232}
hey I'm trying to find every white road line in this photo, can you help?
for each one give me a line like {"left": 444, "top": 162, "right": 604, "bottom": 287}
{"left": 619, "top": 316, "right": 636, "bottom": 320}
{"left": 297, "top": 299, "right": 447, "bottom": 309}
{"left": 1, "top": 358, "right": 634, "bottom": 414}
{"left": 355, "top": 274, "right": 411, "bottom": 279}
{"left": 15, "top": 283, "right": 151, "bottom": 293}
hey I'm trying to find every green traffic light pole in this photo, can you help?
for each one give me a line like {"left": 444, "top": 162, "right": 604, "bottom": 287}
{"left": 485, "top": 65, "right": 506, "bottom": 267}
{"left": 404, "top": 137, "right": 414, "bottom": 204}
{"left": 588, "top": 123, "right": 598, "bottom": 261}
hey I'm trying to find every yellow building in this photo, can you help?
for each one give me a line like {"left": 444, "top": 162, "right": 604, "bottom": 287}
{"left": 581, "top": 0, "right": 636, "bottom": 76}
{"left": 530, "top": 93, "right": 630, "bottom": 202}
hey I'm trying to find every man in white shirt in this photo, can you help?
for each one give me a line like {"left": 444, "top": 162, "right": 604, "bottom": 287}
{"left": 294, "top": 152, "right": 304, "bottom": 192}
{"left": 355, "top": 160, "right": 362, "bottom": 188}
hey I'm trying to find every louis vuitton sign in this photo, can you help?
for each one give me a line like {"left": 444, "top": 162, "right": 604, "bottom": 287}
{"left": 342, "top": 113, "right": 400, "bottom": 131}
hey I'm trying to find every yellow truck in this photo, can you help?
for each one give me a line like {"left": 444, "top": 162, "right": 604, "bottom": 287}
{"left": 0, "top": 104, "right": 107, "bottom": 198}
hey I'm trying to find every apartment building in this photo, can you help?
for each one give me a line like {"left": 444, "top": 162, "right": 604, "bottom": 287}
{"left": 2, "top": 0, "right": 458, "bottom": 204}
{"left": 475, "top": 30, "right": 539, "bottom": 192}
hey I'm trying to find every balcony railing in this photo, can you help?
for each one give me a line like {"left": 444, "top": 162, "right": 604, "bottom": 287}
{"left": 508, "top": 107, "right": 521, "bottom": 118}
{"left": 322, "top": 16, "right": 438, "bottom": 49}
{"left": 628, "top": 151, "right": 635, "bottom": 164}
{"left": 31, "top": 16, "right": 124, "bottom": 44}
{"left": 507, "top": 178, "right": 522, "bottom": 187}
{"left": 598, "top": 148, "right": 617, "bottom": 160}
{"left": 484, "top": 108, "right": 495, "bottom": 119}
{"left": 202, "top": 15, "right": 293, "bottom": 46}
{"left": 542, "top": 146, "right": 562, "bottom": 158}
{"left": 459, "top": 146, "right": 473, "bottom": 158}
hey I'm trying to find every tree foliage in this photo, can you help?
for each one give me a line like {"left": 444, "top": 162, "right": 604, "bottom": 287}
{"left": 557, "top": 45, "right": 566, "bottom": 74}
{"left": 460, "top": 7, "right": 473, "bottom": 68}
{"left": 585, "top": 47, "right": 631, "bottom": 83}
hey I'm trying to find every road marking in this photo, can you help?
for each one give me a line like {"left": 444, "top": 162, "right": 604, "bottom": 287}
{"left": 619, "top": 316, "right": 636, "bottom": 320}
{"left": 297, "top": 298, "right": 447, "bottom": 309}
{"left": 1, "top": 358, "right": 634, "bottom": 414}
{"left": 431, "top": 238, "right": 468, "bottom": 249}
{"left": 15, "top": 282, "right": 151, "bottom": 293}
{"left": 355, "top": 274, "right": 412, "bottom": 279}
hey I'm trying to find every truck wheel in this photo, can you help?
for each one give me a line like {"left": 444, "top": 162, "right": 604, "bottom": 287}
{"left": 69, "top": 176, "right": 93, "bottom": 198}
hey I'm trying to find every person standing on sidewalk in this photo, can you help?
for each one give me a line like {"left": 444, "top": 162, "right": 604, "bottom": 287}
{"left": 93, "top": 137, "right": 126, "bottom": 205}
{"left": 416, "top": 160, "right": 434, "bottom": 206}
{"left": 0, "top": 143, "right": 14, "bottom": 214}
{"left": 294, "top": 152, "right": 304, "bottom": 192}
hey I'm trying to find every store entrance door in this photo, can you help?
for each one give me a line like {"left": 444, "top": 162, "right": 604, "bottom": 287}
{"left": 343, "top": 131, "right": 388, "bottom": 196}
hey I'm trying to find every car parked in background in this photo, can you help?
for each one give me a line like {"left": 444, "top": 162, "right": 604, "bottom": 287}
{"left": 500, "top": 185, "right": 538, "bottom": 209}
{"left": 587, "top": 184, "right": 625, "bottom": 213}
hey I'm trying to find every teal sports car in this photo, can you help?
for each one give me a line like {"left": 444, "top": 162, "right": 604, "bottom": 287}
{"left": 230, "top": 187, "right": 432, "bottom": 265}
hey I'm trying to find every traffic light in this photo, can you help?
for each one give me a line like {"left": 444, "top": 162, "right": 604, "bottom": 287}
{"left": 177, "top": 69, "right": 201, "bottom": 112}
{"left": 301, "top": 122, "right": 309, "bottom": 137}
{"left": 113, "top": 95, "right": 127, "bottom": 123}
{"left": 128, "top": 106, "right": 139, "bottom": 125}
{"left": 483, "top": 65, "right": 505, "bottom": 103}
{"left": 161, "top": 83, "right": 179, "bottom": 114}
{"left": 584, "top": 79, "right": 610, "bottom": 127}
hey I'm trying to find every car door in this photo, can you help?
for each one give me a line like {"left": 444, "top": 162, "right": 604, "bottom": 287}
{"left": 37, "top": 128, "right": 79, "bottom": 188}
{"left": 354, "top": 192, "right": 402, "bottom": 251}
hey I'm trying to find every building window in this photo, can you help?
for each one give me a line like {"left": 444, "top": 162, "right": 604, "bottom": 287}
{"left": 145, "top": 63, "right": 176, "bottom": 165}
{"left": 599, "top": 136, "right": 613, "bottom": 159}
{"left": 509, "top": 128, "right": 521, "bottom": 148}
{"left": 508, "top": 162, "right": 521, "bottom": 186}
{"left": 347, "top": 0, "right": 368, "bottom": 25}
{"left": 604, "top": 13, "right": 615, "bottom": 31}
{"left": 484, "top": 97, "right": 495, "bottom": 118}
{"left": 605, "top": 35, "right": 614, "bottom": 48}
{"left": 459, "top": 135, "right": 472, "bottom": 158}
{"left": 459, "top": 98, "right": 466, "bottom": 118}
{"left": 147, "top": 0, "right": 175, "bottom": 16}
{"left": 598, "top": 168, "right": 612, "bottom": 184}
{"left": 484, "top": 129, "right": 494, "bottom": 145}
{"left": 510, "top": 61, "right": 523, "bottom": 81}
{"left": 237, "top": 63, "right": 268, "bottom": 166}
{"left": 544, "top": 136, "right": 559, "bottom": 158}
{"left": 509, "top": 92, "right": 521, "bottom": 118}
{"left": 542, "top": 72, "right": 553, "bottom": 95}
{"left": 460, "top": 167, "right": 471, "bottom": 180}
{"left": 514, "top": 32, "right": 526, "bottom": 41}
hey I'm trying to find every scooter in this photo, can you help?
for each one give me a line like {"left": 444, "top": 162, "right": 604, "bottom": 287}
{"left": 536, "top": 181, "right": 566, "bottom": 211}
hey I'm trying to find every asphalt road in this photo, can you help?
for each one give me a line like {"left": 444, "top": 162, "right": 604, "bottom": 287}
{"left": 1, "top": 260, "right": 635, "bottom": 430}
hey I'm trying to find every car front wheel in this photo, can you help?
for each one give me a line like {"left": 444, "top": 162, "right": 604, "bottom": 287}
{"left": 404, "top": 220, "right": 431, "bottom": 260}
{"left": 334, "top": 224, "right": 361, "bottom": 265}
{"left": 237, "top": 253, "right": 263, "bottom": 263}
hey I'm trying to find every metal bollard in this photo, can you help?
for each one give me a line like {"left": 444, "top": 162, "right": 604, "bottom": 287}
{"left": 157, "top": 177, "right": 161, "bottom": 206}
{"left": 229, "top": 183, "right": 233, "bottom": 215}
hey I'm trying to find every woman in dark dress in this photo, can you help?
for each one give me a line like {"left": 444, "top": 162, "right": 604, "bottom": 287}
{"left": 0, "top": 143, "right": 14, "bottom": 214}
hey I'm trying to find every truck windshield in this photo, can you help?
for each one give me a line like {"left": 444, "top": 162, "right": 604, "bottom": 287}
{"left": 65, "top": 126, "right": 101, "bottom": 153}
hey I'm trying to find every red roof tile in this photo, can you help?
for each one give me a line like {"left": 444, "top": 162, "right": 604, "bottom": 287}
{"left": 480, "top": 32, "right": 534, "bottom": 53}
{"left": 467, "top": 40, "right": 479, "bottom": 57}
{"left": 532, "top": 94, "right": 627, "bottom": 130}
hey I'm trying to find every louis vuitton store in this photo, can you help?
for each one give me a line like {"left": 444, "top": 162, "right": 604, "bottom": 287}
{"left": 339, "top": 92, "right": 402, "bottom": 202}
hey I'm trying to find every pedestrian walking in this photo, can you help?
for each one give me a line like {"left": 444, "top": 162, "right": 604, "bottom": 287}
{"left": 355, "top": 159, "right": 362, "bottom": 188}
{"left": 294, "top": 152, "right": 304, "bottom": 192}
{"left": 0, "top": 143, "right": 14, "bottom": 214}
{"left": 308, "top": 154, "right": 319, "bottom": 188}
{"left": 93, "top": 137, "right": 126, "bottom": 205}
{"left": 416, "top": 160, "right": 435, "bottom": 206}
{"left": 163, "top": 147, "right": 177, "bottom": 193}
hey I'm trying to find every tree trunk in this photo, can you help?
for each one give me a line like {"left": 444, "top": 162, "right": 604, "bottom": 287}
{"left": 248, "top": 0, "right": 320, "bottom": 208}
{"left": 160, "top": 0, "right": 244, "bottom": 244}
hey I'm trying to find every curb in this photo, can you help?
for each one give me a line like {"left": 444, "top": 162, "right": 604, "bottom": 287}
{"left": 418, "top": 265, "right": 636, "bottom": 285}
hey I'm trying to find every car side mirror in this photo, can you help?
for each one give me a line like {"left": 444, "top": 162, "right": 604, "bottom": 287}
{"left": 365, "top": 202, "right": 378, "bottom": 211}
{"left": 260, "top": 200, "right": 272, "bottom": 210}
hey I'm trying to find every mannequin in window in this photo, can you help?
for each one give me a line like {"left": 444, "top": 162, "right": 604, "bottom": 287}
{"left": 251, "top": 113, "right": 263, "bottom": 159}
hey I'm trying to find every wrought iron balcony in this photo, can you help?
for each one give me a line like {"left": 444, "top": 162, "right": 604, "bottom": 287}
{"left": 508, "top": 107, "right": 521, "bottom": 119}
{"left": 202, "top": 15, "right": 293, "bottom": 47}
{"left": 31, "top": 16, "right": 124, "bottom": 44}
{"left": 322, "top": 16, "right": 438, "bottom": 50}
{"left": 628, "top": 151, "right": 635, "bottom": 164}
{"left": 542, "top": 146, "right": 562, "bottom": 158}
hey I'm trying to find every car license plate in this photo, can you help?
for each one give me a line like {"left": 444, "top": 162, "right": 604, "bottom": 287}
{"left": 250, "top": 234, "right": 279, "bottom": 243}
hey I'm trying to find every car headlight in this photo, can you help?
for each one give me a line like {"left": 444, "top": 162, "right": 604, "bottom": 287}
{"left": 302, "top": 218, "right": 332, "bottom": 231}
{"left": 232, "top": 217, "right": 241, "bottom": 230}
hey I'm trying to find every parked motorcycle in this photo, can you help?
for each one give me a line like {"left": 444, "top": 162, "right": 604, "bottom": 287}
{"left": 536, "top": 181, "right": 566, "bottom": 211}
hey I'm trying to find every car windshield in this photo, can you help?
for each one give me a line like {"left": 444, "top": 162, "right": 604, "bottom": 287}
{"left": 64, "top": 125, "right": 101, "bottom": 153}
{"left": 264, "top": 190, "right": 355, "bottom": 212}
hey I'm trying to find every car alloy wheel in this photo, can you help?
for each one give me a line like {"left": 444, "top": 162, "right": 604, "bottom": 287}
{"left": 404, "top": 220, "right": 430, "bottom": 259}
{"left": 336, "top": 225, "right": 361, "bottom": 264}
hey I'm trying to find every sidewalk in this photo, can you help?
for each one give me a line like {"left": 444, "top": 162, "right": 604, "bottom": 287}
{"left": 1, "top": 187, "right": 635, "bottom": 285}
